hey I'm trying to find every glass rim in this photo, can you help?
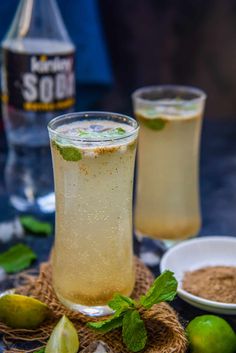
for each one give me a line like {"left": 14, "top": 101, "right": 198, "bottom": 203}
{"left": 132, "top": 84, "right": 207, "bottom": 105}
{"left": 48, "top": 111, "right": 139, "bottom": 143}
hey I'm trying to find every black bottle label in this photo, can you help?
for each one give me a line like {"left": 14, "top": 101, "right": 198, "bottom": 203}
{"left": 2, "top": 49, "right": 76, "bottom": 112}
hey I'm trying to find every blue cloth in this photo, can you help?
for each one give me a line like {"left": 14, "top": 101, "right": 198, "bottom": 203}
{"left": 0, "top": 0, "right": 113, "bottom": 108}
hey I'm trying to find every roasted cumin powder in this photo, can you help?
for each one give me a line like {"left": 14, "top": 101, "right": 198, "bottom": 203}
{"left": 182, "top": 266, "right": 236, "bottom": 303}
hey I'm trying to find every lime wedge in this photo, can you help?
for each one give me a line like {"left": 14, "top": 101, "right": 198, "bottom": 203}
{"left": 45, "top": 315, "right": 79, "bottom": 353}
{"left": 0, "top": 294, "right": 49, "bottom": 329}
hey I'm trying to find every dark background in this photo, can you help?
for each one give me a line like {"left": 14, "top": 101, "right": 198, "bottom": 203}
{"left": 98, "top": 0, "right": 236, "bottom": 118}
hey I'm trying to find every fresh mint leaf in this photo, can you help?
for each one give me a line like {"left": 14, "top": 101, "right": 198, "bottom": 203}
{"left": 115, "top": 127, "right": 126, "bottom": 134}
{"left": 20, "top": 216, "right": 52, "bottom": 235}
{"left": 77, "top": 127, "right": 126, "bottom": 139}
{"left": 88, "top": 294, "right": 135, "bottom": 334}
{"left": 87, "top": 315, "right": 123, "bottom": 333}
{"left": 0, "top": 244, "right": 37, "bottom": 273}
{"left": 52, "top": 141, "right": 82, "bottom": 162}
{"left": 59, "top": 146, "right": 82, "bottom": 162}
{"left": 122, "top": 309, "right": 147, "bottom": 352}
{"left": 140, "top": 270, "right": 177, "bottom": 309}
{"left": 88, "top": 270, "right": 178, "bottom": 352}
{"left": 143, "top": 118, "right": 166, "bottom": 130}
{"left": 108, "top": 293, "right": 135, "bottom": 313}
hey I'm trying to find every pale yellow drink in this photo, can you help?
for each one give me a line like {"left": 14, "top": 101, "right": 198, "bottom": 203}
{"left": 133, "top": 86, "right": 206, "bottom": 242}
{"left": 48, "top": 113, "right": 138, "bottom": 316}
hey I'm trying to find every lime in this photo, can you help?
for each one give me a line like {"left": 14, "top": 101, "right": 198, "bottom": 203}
{"left": 186, "top": 315, "right": 236, "bottom": 353}
{"left": 0, "top": 293, "right": 50, "bottom": 329}
{"left": 45, "top": 315, "right": 79, "bottom": 353}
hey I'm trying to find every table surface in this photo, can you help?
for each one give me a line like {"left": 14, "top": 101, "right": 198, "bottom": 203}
{"left": 0, "top": 117, "right": 236, "bottom": 352}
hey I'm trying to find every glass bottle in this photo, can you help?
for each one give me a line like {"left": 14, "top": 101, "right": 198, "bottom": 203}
{"left": 1, "top": 0, "right": 76, "bottom": 214}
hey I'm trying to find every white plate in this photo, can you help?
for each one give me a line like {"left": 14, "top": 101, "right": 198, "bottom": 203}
{"left": 160, "top": 236, "right": 236, "bottom": 315}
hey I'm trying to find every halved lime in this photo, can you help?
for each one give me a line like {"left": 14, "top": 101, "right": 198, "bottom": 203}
{"left": 0, "top": 293, "right": 49, "bottom": 329}
{"left": 45, "top": 315, "right": 79, "bottom": 353}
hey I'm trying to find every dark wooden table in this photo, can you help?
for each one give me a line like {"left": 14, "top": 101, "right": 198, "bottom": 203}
{"left": 0, "top": 116, "right": 236, "bottom": 352}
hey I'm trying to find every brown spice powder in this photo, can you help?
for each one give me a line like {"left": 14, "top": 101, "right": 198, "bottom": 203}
{"left": 182, "top": 266, "right": 236, "bottom": 303}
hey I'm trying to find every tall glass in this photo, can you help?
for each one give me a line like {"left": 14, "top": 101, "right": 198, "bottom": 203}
{"left": 132, "top": 85, "right": 206, "bottom": 249}
{"left": 48, "top": 112, "right": 139, "bottom": 316}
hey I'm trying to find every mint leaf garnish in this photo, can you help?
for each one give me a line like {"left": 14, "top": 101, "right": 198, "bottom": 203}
{"left": 143, "top": 117, "right": 166, "bottom": 130}
{"left": 0, "top": 244, "right": 37, "bottom": 273}
{"left": 77, "top": 127, "right": 126, "bottom": 139}
{"left": 52, "top": 141, "right": 82, "bottom": 162}
{"left": 88, "top": 270, "right": 178, "bottom": 352}
{"left": 115, "top": 127, "right": 126, "bottom": 134}
{"left": 58, "top": 146, "right": 82, "bottom": 162}
{"left": 140, "top": 270, "right": 177, "bottom": 309}
{"left": 87, "top": 315, "right": 123, "bottom": 333}
{"left": 122, "top": 310, "right": 147, "bottom": 352}
{"left": 108, "top": 293, "right": 135, "bottom": 313}
{"left": 20, "top": 216, "right": 52, "bottom": 236}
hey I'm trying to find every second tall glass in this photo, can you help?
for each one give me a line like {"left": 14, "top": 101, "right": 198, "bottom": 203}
{"left": 132, "top": 85, "right": 206, "bottom": 247}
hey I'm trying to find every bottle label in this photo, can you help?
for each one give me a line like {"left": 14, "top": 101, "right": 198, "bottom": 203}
{"left": 2, "top": 49, "right": 76, "bottom": 112}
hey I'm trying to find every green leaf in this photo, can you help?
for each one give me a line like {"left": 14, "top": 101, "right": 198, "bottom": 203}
{"left": 34, "top": 349, "right": 45, "bottom": 353}
{"left": 140, "top": 270, "right": 177, "bottom": 309}
{"left": 20, "top": 216, "right": 52, "bottom": 235}
{"left": 122, "top": 310, "right": 147, "bottom": 352}
{"left": 0, "top": 244, "right": 37, "bottom": 273}
{"left": 52, "top": 141, "right": 82, "bottom": 162}
{"left": 115, "top": 127, "right": 126, "bottom": 134}
{"left": 108, "top": 293, "right": 135, "bottom": 312}
{"left": 142, "top": 117, "right": 167, "bottom": 130}
{"left": 77, "top": 127, "right": 126, "bottom": 139}
{"left": 88, "top": 271, "right": 178, "bottom": 352}
{"left": 87, "top": 315, "right": 123, "bottom": 334}
{"left": 59, "top": 146, "right": 82, "bottom": 162}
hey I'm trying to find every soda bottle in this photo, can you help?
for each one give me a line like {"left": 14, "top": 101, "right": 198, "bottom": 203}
{"left": 1, "top": 0, "right": 76, "bottom": 214}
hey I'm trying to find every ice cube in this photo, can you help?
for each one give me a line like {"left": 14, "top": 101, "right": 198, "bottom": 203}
{"left": 89, "top": 125, "right": 105, "bottom": 132}
{"left": 80, "top": 340, "right": 113, "bottom": 353}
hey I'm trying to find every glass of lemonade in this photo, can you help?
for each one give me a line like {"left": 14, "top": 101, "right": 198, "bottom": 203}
{"left": 132, "top": 85, "right": 206, "bottom": 247}
{"left": 48, "top": 112, "right": 139, "bottom": 316}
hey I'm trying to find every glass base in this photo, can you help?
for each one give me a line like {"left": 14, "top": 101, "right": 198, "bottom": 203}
{"left": 56, "top": 291, "right": 114, "bottom": 317}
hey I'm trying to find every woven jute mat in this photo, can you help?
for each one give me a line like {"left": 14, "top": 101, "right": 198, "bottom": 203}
{"left": 0, "top": 258, "right": 188, "bottom": 353}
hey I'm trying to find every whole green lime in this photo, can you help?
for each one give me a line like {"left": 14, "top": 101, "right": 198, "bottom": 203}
{"left": 186, "top": 315, "right": 236, "bottom": 353}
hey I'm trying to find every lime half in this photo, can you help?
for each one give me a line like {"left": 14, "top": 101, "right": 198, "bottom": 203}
{"left": 45, "top": 315, "right": 79, "bottom": 353}
{"left": 0, "top": 293, "right": 49, "bottom": 329}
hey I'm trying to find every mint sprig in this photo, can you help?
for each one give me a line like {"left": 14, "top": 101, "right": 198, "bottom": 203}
{"left": 88, "top": 270, "right": 177, "bottom": 352}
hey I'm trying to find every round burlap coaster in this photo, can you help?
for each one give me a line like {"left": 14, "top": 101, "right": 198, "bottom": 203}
{"left": 0, "top": 258, "right": 188, "bottom": 353}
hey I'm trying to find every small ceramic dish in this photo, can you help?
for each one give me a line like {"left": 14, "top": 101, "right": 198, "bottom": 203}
{"left": 160, "top": 236, "right": 236, "bottom": 315}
